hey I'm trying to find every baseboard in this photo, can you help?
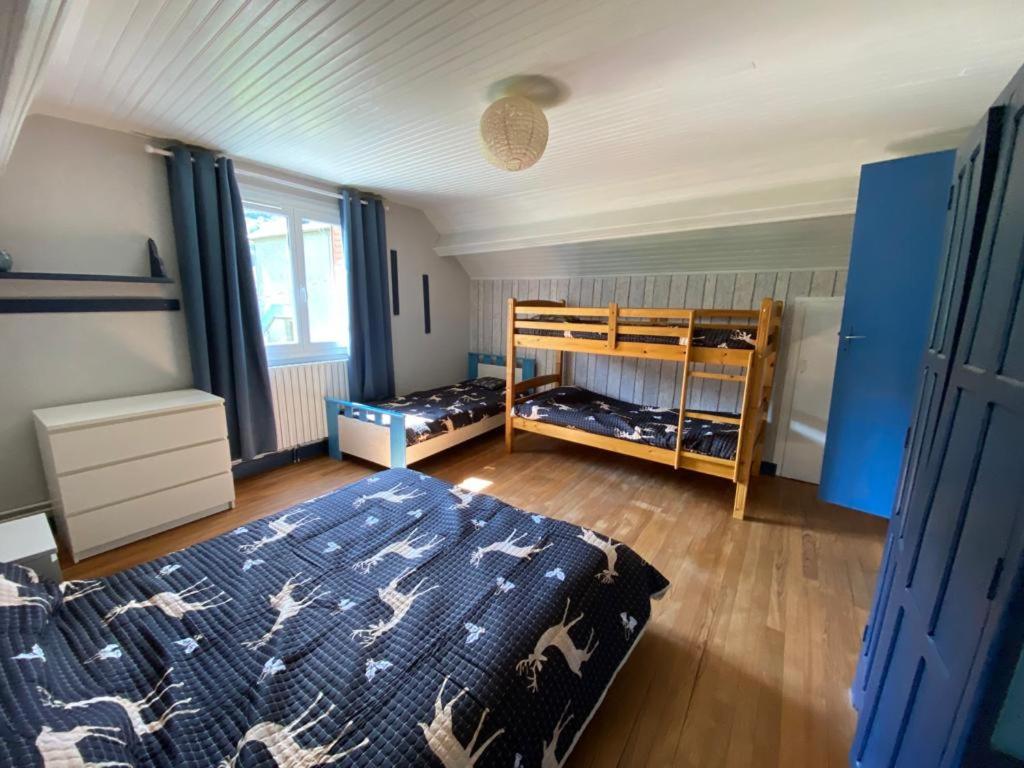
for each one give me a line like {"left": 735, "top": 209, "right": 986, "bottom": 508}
{"left": 760, "top": 461, "right": 778, "bottom": 476}
{"left": 232, "top": 439, "right": 329, "bottom": 480}
{"left": 0, "top": 499, "right": 53, "bottom": 524}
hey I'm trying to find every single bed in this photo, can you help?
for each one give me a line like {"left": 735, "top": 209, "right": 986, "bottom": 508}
{"left": 0, "top": 469, "right": 667, "bottom": 767}
{"left": 513, "top": 385, "right": 741, "bottom": 460}
{"left": 327, "top": 352, "right": 536, "bottom": 468}
{"left": 517, "top": 313, "right": 758, "bottom": 349}
{"left": 363, "top": 377, "right": 508, "bottom": 446}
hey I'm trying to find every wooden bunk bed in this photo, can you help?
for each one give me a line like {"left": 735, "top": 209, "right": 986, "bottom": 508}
{"left": 504, "top": 297, "right": 783, "bottom": 519}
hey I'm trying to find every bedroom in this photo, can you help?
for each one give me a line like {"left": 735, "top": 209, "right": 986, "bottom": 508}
{"left": 1, "top": 1, "right": 1023, "bottom": 766}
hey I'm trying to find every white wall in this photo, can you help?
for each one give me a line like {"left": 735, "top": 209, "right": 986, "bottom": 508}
{"left": 386, "top": 202, "right": 470, "bottom": 394}
{"left": 0, "top": 115, "right": 191, "bottom": 510}
{"left": 470, "top": 268, "right": 847, "bottom": 464}
{"left": 0, "top": 116, "right": 468, "bottom": 510}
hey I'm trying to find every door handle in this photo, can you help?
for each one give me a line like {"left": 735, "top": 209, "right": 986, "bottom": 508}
{"left": 841, "top": 335, "right": 866, "bottom": 341}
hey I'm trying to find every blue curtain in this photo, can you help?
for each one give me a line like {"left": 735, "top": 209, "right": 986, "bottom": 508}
{"left": 342, "top": 189, "right": 395, "bottom": 402}
{"left": 166, "top": 146, "right": 277, "bottom": 460}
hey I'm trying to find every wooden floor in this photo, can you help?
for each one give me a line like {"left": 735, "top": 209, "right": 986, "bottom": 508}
{"left": 65, "top": 431, "right": 888, "bottom": 768}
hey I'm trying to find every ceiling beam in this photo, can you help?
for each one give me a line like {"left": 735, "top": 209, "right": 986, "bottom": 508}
{"left": 0, "top": 0, "right": 69, "bottom": 174}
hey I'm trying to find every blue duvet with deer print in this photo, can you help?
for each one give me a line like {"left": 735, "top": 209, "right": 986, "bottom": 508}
{"left": 0, "top": 468, "right": 668, "bottom": 767}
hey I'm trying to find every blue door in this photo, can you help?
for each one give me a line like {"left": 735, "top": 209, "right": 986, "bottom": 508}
{"left": 851, "top": 109, "right": 1005, "bottom": 712}
{"left": 819, "top": 151, "right": 954, "bottom": 517}
{"left": 851, "top": 88, "right": 1024, "bottom": 766}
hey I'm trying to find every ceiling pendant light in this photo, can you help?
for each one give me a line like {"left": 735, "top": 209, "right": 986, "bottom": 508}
{"left": 479, "top": 95, "right": 549, "bottom": 171}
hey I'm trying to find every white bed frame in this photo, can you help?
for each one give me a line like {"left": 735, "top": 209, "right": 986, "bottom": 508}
{"left": 325, "top": 353, "right": 534, "bottom": 469}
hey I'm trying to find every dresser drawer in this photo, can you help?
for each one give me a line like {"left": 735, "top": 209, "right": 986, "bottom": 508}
{"left": 58, "top": 439, "right": 231, "bottom": 517}
{"left": 47, "top": 404, "right": 227, "bottom": 473}
{"left": 65, "top": 472, "right": 234, "bottom": 560}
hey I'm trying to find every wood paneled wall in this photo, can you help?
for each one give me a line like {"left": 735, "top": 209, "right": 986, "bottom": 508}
{"left": 469, "top": 268, "right": 847, "bottom": 462}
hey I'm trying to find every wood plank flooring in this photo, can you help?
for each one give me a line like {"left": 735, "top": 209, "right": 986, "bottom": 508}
{"left": 64, "top": 431, "right": 887, "bottom": 768}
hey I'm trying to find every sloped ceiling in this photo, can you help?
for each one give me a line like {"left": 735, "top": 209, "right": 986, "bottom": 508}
{"left": 27, "top": 0, "right": 1024, "bottom": 273}
{"left": 0, "top": 0, "right": 68, "bottom": 171}
{"left": 457, "top": 214, "right": 855, "bottom": 278}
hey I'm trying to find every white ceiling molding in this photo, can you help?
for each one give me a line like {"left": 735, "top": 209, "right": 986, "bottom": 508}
{"left": 25, "top": 0, "right": 1024, "bottom": 247}
{"left": 453, "top": 214, "right": 855, "bottom": 278}
{"left": 434, "top": 175, "right": 858, "bottom": 257}
{"left": 0, "top": 0, "right": 70, "bottom": 173}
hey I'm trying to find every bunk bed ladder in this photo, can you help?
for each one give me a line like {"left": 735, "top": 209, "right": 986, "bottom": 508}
{"left": 672, "top": 310, "right": 696, "bottom": 470}
{"left": 750, "top": 300, "right": 783, "bottom": 475}
{"left": 731, "top": 298, "right": 776, "bottom": 518}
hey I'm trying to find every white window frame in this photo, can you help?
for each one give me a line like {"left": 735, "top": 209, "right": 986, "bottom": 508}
{"left": 242, "top": 185, "right": 348, "bottom": 366}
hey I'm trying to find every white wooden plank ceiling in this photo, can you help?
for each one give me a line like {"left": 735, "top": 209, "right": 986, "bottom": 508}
{"left": 455, "top": 214, "right": 855, "bottom": 278}
{"left": 0, "top": 0, "right": 68, "bottom": 171}
{"left": 29, "top": 0, "right": 1024, "bottom": 270}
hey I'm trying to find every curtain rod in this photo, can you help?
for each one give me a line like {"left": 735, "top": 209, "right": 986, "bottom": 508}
{"left": 143, "top": 145, "right": 385, "bottom": 207}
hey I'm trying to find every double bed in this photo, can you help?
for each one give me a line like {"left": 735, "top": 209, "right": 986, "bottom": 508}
{"left": 1, "top": 469, "right": 667, "bottom": 767}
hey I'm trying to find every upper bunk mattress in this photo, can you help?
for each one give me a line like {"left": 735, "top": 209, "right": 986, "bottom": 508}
{"left": 0, "top": 468, "right": 668, "bottom": 767}
{"left": 368, "top": 377, "right": 506, "bottom": 445}
{"left": 512, "top": 385, "right": 741, "bottom": 460}
{"left": 517, "top": 315, "right": 757, "bottom": 349}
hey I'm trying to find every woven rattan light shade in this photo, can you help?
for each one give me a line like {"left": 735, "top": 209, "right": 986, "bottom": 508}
{"left": 479, "top": 96, "right": 549, "bottom": 171}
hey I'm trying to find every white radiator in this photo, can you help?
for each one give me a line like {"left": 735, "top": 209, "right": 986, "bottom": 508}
{"left": 269, "top": 360, "right": 349, "bottom": 450}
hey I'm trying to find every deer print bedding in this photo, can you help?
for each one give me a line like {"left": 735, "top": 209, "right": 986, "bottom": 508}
{"left": 518, "top": 315, "right": 758, "bottom": 349}
{"left": 0, "top": 468, "right": 668, "bottom": 767}
{"left": 366, "top": 379, "right": 507, "bottom": 445}
{"left": 513, "top": 385, "right": 742, "bottom": 460}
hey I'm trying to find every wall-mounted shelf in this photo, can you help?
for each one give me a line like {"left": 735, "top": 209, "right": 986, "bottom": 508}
{"left": 0, "top": 270, "right": 179, "bottom": 314}
{"left": 0, "top": 298, "right": 180, "bottom": 314}
{"left": 0, "top": 272, "right": 173, "bottom": 284}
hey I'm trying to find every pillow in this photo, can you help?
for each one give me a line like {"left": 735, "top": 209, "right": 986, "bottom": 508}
{"left": 462, "top": 376, "right": 506, "bottom": 391}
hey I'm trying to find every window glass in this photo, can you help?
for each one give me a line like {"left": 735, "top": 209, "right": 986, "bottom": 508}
{"left": 242, "top": 198, "right": 349, "bottom": 364}
{"left": 302, "top": 218, "right": 348, "bottom": 347}
{"left": 244, "top": 209, "right": 297, "bottom": 347}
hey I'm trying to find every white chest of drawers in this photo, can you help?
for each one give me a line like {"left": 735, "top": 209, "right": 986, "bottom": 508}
{"left": 34, "top": 389, "right": 235, "bottom": 562}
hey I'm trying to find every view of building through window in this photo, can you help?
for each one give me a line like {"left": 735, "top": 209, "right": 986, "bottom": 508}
{"left": 302, "top": 218, "right": 348, "bottom": 347}
{"left": 244, "top": 203, "right": 348, "bottom": 362}
{"left": 245, "top": 209, "right": 297, "bottom": 346}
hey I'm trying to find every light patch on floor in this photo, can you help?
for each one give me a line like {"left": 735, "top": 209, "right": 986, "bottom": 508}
{"left": 630, "top": 500, "right": 663, "bottom": 513}
{"left": 458, "top": 477, "right": 493, "bottom": 493}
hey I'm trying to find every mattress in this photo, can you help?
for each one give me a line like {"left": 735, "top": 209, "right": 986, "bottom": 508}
{"left": 367, "top": 377, "right": 507, "bottom": 446}
{"left": 512, "top": 385, "right": 741, "bottom": 460}
{"left": 0, "top": 468, "right": 668, "bottom": 767}
{"left": 517, "top": 314, "right": 757, "bottom": 349}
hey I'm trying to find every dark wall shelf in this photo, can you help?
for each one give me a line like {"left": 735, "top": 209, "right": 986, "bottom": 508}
{"left": 0, "top": 272, "right": 173, "bottom": 284}
{"left": 0, "top": 269, "right": 178, "bottom": 313}
{"left": 0, "top": 298, "right": 181, "bottom": 314}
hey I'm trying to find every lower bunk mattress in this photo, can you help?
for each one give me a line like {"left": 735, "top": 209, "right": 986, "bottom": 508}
{"left": 0, "top": 468, "right": 668, "bottom": 767}
{"left": 368, "top": 376, "right": 507, "bottom": 446}
{"left": 513, "top": 385, "right": 741, "bottom": 460}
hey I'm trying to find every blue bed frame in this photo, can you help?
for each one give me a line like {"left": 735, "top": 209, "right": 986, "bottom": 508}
{"left": 325, "top": 352, "right": 535, "bottom": 468}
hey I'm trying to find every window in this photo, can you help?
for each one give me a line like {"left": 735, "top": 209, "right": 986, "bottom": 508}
{"left": 243, "top": 191, "right": 349, "bottom": 364}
